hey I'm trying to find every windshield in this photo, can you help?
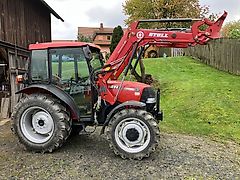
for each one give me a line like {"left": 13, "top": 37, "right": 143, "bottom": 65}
{"left": 49, "top": 47, "right": 89, "bottom": 84}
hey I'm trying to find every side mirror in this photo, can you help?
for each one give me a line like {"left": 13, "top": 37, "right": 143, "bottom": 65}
{"left": 100, "top": 53, "right": 106, "bottom": 64}
{"left": 83, "top": 46, "right": 93, "bottom": 60}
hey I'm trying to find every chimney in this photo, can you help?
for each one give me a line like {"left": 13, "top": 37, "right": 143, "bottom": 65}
{"left": 100, "top": 23, "right": 103, "bottom": 30}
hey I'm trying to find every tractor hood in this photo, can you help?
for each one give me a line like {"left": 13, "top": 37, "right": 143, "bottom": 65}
{"left": 107, "top": 80, "right": 156, "bottom": 104}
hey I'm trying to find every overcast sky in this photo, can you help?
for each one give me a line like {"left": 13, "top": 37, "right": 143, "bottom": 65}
{"left": 44, "top": 0, "right": 240, "bottom": 40}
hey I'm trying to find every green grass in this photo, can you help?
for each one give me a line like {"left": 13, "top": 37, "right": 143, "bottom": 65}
{"left": 52, "top": 61, "right": 89, "bottom": 80}
{"left": 142, "top": 56, "right": 240, "bottom": 143}
{"left": 52, "top": 57, "right": 240, "bottom": 143}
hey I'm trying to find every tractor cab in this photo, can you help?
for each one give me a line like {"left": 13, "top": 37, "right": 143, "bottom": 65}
{"left": 27, "top": 42, "right": 103, "bottom": 119}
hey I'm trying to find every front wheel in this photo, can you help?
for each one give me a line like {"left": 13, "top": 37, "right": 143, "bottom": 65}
{"left": 106, "top": 109, "right": 160, "bottom": 160}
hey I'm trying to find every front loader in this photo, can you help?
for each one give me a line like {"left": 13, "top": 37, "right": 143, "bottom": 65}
{"left": 12, "top": 12, "right": 227, "bottom": 160}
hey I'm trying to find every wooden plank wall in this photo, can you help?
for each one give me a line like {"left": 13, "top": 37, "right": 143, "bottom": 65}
{"left": 8, "top": 50, "right": 28, "bottom": 111}
{"left": 0, "top": 0, "right": 52, "bottom": 116}
{"left": 0, "top": 44, "right": 29, "bottom": 116}
{"left": 185, "top": 39, "right": 240, "bottom": 75}
{"left": 0, "top": 0, "right": 51, "bottom": 48}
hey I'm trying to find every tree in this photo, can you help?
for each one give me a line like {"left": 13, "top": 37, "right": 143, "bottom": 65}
{"left": 77, "top": 34, "right": 93, "bottom": 42}
{"left": 230, "top": 29, "right": 240, "bottom": 39}
{"left": 222, "top": 20, "right": 240, "bottom": 39}
{"left": 123, "top": 0, "right": 209, "bottom": 25}
{"left": 110, "top": 26, "right": 124, "bottom": 54}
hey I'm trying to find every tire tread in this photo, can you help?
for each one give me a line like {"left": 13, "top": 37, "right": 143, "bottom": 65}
{"left": 11, "top": 94, "right": 71, "bottom": 153}
{"left": 106, "top": 109, "right": 160, "bottom": 160}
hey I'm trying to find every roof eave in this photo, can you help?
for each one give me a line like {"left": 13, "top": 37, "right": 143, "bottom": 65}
{"left": 39, "top": 0, "right": 64, "bottom": 22}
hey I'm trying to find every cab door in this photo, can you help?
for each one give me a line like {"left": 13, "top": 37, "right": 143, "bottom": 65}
{"left": 70, "top": 52, "right": 92, "bottom": 116}
{"left": 49, "top": 47, "right": 92, "bottom": 117}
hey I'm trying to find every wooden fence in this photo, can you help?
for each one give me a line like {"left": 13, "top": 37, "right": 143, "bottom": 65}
{"left": 172, "top": 48, "right": 184, "bottom": 57}
{"left": 185, "top": 38, "right": 240, "bottom": 75}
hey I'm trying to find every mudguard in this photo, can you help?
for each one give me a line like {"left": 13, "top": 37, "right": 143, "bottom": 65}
{"left": 16, "top": 84, "right": 80, "bottom": 120}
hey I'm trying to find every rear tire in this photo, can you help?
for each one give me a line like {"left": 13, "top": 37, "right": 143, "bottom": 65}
{"left": 106, "top": 109, "right": 160, "bottom": 160}
{"left": 148, "top": 50, "right": 157, "bottom": 58}
{"left": 11, "top": 94, "right": 71, "bottom": 153}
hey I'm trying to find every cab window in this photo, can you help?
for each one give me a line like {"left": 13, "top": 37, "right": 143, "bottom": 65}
{"left": 49, "top": 47, "right": 88, "bottom": 84}
{"left": 31, "top": 50, "right": 49, "bottom": 82}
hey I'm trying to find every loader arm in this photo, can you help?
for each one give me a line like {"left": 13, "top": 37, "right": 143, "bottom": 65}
{"left": 97, "top": 12, "right": 227, "bottom": 105}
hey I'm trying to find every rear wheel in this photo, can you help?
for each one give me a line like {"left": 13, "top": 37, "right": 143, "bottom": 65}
{"left": 106, "top": 109, "right": 160, "bottom": 160}
{"left": 11, "top": 94, "right": 71, "bottom": 152}
{"left": 148, "top": 50, "right": 157, "bottom": 58}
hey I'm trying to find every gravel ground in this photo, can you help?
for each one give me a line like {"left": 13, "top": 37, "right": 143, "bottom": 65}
{"left": 0, "top": 120, "right": 239, "bottom": 179}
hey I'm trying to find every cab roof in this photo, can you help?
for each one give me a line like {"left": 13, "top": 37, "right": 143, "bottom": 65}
{"left": 29, "top": 42, "right": 101, "bottom": 50}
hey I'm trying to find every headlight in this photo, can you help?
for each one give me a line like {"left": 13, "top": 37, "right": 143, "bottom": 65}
{"left": 146, "top": 97, "right": 156, "bottom": 104}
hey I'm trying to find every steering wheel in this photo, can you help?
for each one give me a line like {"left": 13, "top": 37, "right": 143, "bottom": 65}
{"left": 78, "top": 76, "right": 89, "bottom": 83}
{"left": 67, "top": 78, "right": 77, "bottom": 86}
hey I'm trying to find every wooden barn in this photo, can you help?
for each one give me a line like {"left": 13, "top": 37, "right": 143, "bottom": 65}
{"left": 0, "top": 0, "right": 63, "bottom": 118}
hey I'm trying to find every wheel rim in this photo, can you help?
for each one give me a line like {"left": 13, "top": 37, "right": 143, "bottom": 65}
{"left": 20, "top": 106, "right": 54, "bottom": 144}
{"left": 114, "top": 118, "right": 151, "bottom": 154}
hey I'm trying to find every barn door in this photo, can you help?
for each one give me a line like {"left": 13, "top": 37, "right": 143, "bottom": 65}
{"left": 0, "top": 48, "right": 9, "bottom": 118}
{"left": 8, "top": 49, "right": 28, "bottom": 113}
{"left": 0, "top": 48, "right": 7, "bottom": 86}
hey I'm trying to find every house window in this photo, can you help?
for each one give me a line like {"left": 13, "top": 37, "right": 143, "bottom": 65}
{"left": 107, "top": 36, "right": 111, "bottom": 41}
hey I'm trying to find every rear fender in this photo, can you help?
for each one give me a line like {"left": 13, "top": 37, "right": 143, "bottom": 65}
{"left": 16, "top": 84, "right": 80, "bottom": 120}
{"left": 100, "top": 101, "right": 146, "bottom": 134}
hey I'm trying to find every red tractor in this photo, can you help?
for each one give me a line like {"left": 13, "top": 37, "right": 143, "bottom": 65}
{"left": 12, "top": 12, "right": 227, "bottom": 159}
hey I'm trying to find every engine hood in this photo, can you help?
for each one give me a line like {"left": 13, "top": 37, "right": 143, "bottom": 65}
{"left": 107, "top": 80, "right": 153, "bottom": 103}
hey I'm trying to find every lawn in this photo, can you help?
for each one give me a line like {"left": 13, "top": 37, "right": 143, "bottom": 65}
{"left": 142, "top": 56, "right": 240, "bottom": 143}
{"left": 52, "top": 56, "right": 240, "bottom": 143}
{"left": 52, "top": 61, "right": 89, "bottom": 80}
